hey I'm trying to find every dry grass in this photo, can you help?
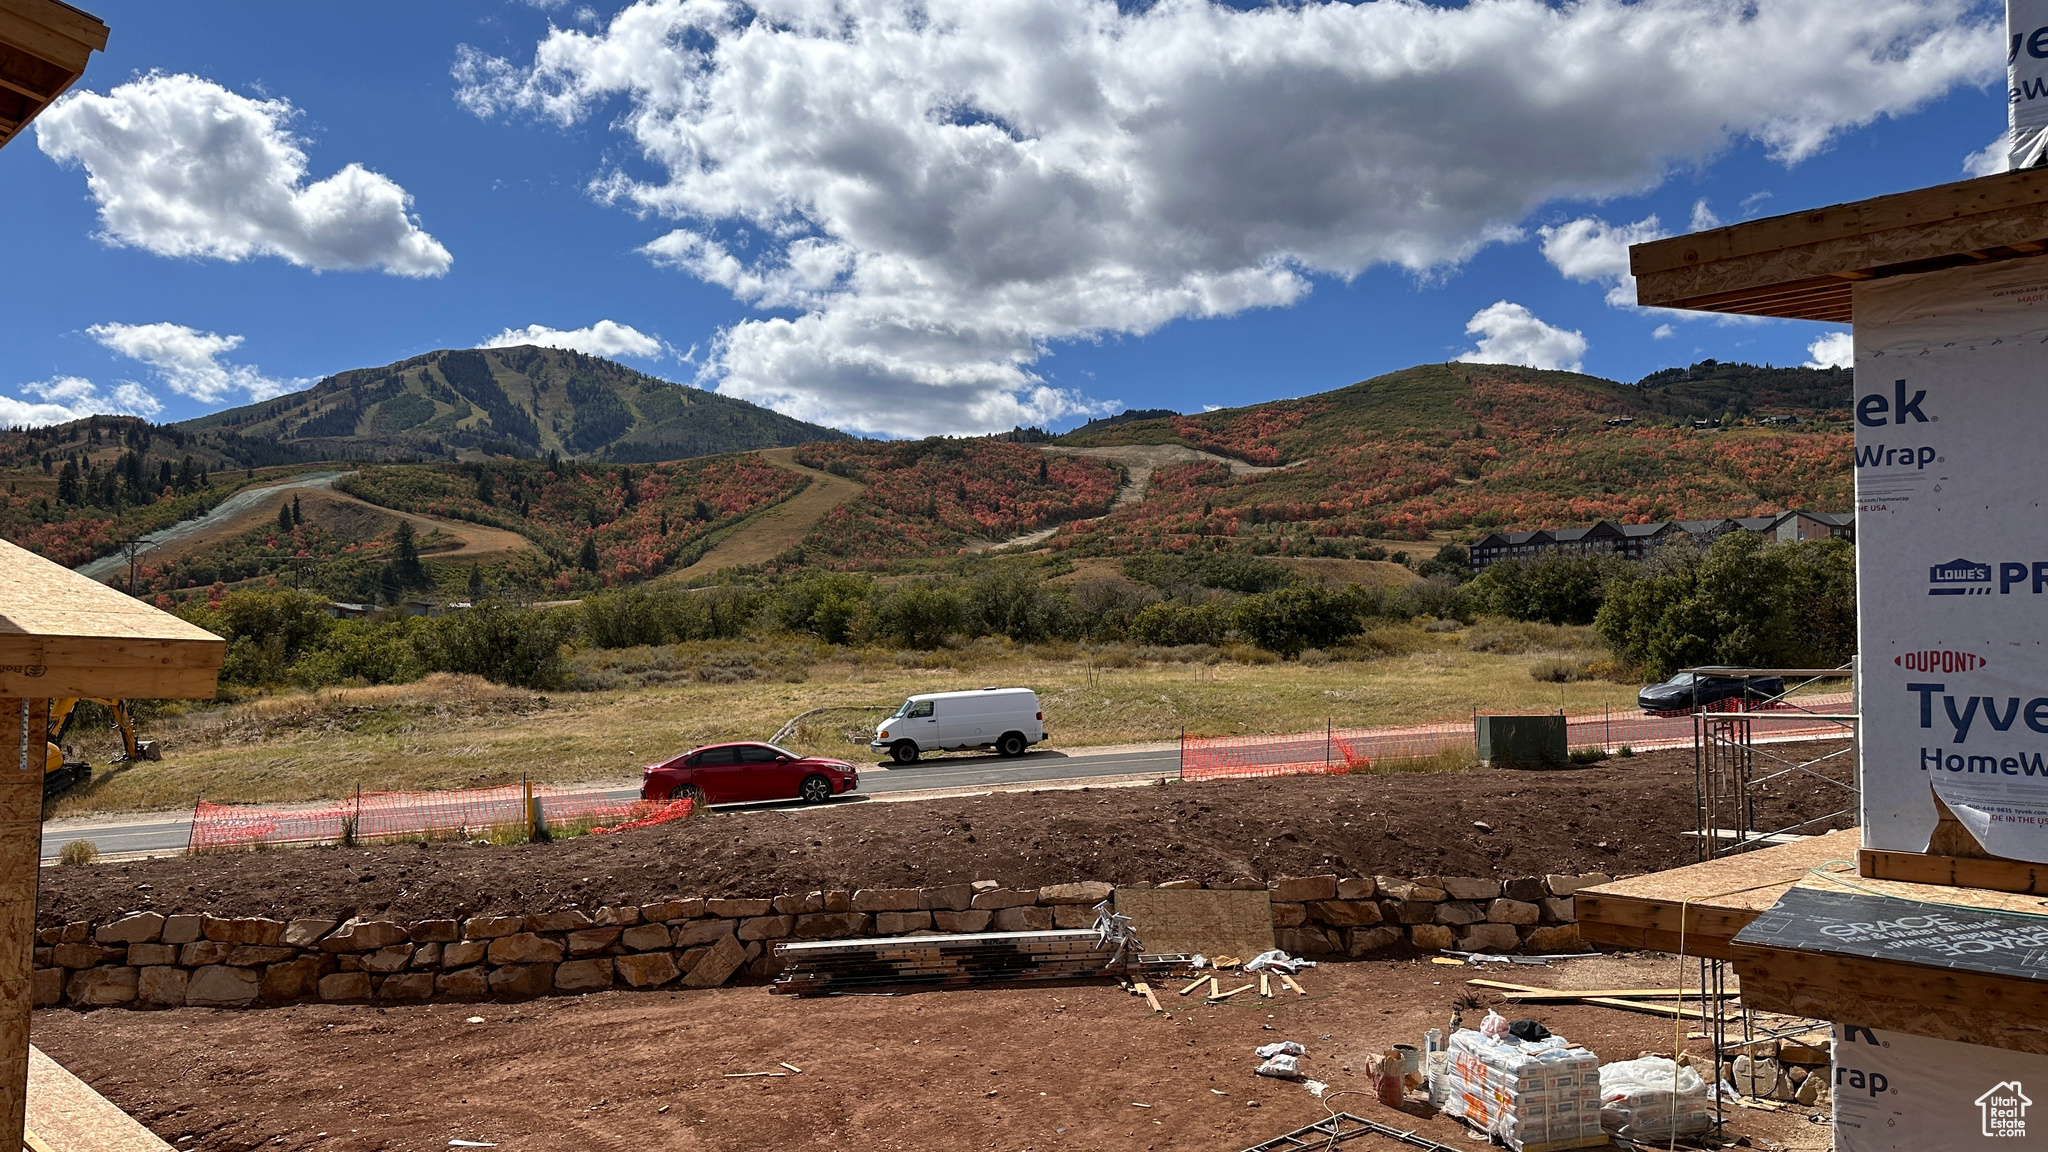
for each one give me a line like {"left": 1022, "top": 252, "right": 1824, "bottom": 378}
{"left": 49, "top": 634, "right": 1653, "bottom": 818}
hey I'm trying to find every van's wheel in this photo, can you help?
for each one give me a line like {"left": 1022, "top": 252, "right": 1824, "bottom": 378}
{"left": 798, "top": 775, "right": 834, "bottom": 804}
{"left": 890, "top": 741, "right": 920, "bottom": 764}
{"left": 996, "top": 732, "right": 1027, "bottom": 758}
{"left": 668, "top": 784, "right": 705, "bottom": 804}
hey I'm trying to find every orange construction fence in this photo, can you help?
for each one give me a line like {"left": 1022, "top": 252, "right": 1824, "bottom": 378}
{"left": 187, "top": 784, "right": 693, "bottom": 852}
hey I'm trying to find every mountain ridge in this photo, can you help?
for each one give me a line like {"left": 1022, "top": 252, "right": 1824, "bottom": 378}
{"left": 177, "top": 345, "right": 849, "bottom": 463}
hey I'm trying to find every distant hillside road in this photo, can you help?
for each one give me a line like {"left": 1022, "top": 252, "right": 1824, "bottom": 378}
{"left": 74, "top": 471, "right": 350, "bottom": 581}
{"left": 1042, "top": 443, "right": 1297, "bottom": 508}
{"left": 668, "top": 447, "right": 863, "bottom": 581}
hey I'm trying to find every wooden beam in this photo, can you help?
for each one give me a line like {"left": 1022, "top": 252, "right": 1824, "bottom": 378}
{"left": 1733, "top": 947, "right": 2048, "bottom": 1056}
{"left": 0, "top": 39, "right": 67, "bottom": 101}
{"left": 0, "top": 0, "right": 107, "bottom": 59}
{"left": 1858, "top": 847, "right": 2048, "bottom": 896}
{"left": 1634, "top": 168, "right": 2048, "bottom": 276}
{"left": 0, "top": 698, "right": 46, "bottom": 1152}
{"left": 1630, "top": 167, "right": 2048, "bottom": 319}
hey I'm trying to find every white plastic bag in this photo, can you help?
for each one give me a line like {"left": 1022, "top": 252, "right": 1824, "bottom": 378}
{"left": 1242, "top": 949, "right": 1316, "bottom": 974}
{"left": 1255, "top": 1054, "right": 1303, "bottom": 1079}
{"left": 1255, "top": 1041, "right": 1306, "bottom": 1058}
{"left": 1598, "top": 1056, "right": 1713, "bottom": 1143}
{"left": 1479, "top": 1009, "right": 1511, "bottom": 1040}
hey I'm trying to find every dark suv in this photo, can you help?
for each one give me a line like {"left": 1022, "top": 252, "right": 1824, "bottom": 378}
{"left": 1637, "top": 672, "right": 1785, "bottom": 714}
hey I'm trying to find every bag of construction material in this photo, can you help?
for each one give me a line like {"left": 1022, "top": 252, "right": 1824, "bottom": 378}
{"left": 1443, "top": 1029, "right": 1606, "bottom": 1152}
{"left": 1255, "top": 1041, "right": 1305, "bottom": 1059}
{"left": 1598, "top": 1056, "right": 1713, "bottom": 1143}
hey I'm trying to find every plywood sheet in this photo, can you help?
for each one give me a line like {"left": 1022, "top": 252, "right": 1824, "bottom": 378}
{"left": 1114, "top": 888, "right": 1275, "bottom": 959}
{"left": 0, "top": 539, "right": 221, "bottom": 699}
{"left": 26, "top": 1045, "right": 171, "bottom": 1152}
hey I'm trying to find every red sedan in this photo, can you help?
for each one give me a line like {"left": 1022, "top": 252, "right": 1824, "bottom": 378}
{"left": 640, "top": 742, "right": 859, "bottom": 806}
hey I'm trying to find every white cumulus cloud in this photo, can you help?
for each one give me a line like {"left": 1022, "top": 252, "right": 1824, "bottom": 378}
{"left": 0, "top": 376, "right": 162, "bottom": 428}
{"left": 458, "top": 0, "right": 1994, "bottom": 436}
{"left": 88, "top": 322, "right": 304, "bottom": 404}
{"left": 1965, "top": 130, "right": 2012, "bottom": 177}
{"left": 1456, "top": 302, "right": 1588, "bottom": 373}
{"left": 1805, "top": 330, "right": 1854, "bottom": 369}
{"left": 37, "top": 73, "right": 451, "bottom": 277}
{"left": 479, "top": 319, "right": 667, "bottom": 360}
{"left": 1538, "top": 215, "right": 1668, "bottom": 308}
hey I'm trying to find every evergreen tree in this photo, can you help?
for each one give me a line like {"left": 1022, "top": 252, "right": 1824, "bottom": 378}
{"left": 475, "top": 469, "right": 494, "bottom": 505}
{"left": 467, "top": 564, "right": 485, "bottom": 600}
{"left": 578, "top": 535, "right": 600, "bottom": 572}
{"left": 1038, "top": 457, "right": 1049, "bottom": 483}
{"left": 292, "top": 494, "right": 303, "bottom": 526}
{"left": 278, "top": 501, "right": 295, "bottom": 532}
{"left": 55, "top": 460, "right": 79, "bottom": 505}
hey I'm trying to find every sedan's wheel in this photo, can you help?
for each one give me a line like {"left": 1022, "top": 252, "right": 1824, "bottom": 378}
{"left": 890, "top": 740, "right": 920, "bottom": 764}
{"left": 996, "top": 732, "right": 1027, "bottom": 758}
{"left": 799, "top": 775, "right": 834, "bottom": 804}
{"left": 669, "top": 784, "right": 705, "bottom": 804}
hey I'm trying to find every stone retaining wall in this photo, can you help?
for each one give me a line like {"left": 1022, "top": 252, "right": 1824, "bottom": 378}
{"left": 33, "top": 871, "right": 1611, "bottom": 1011}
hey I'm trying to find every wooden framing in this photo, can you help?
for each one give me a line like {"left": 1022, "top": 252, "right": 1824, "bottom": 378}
{"left": 1734, "top": 939, "right": 2048, "bottom": 1056}
{"left": 1631, "top": 167, "right": 2048, "bottom": 321}
{"left": 0, "top": 538, "right": 224, "bottom": 699}
{"left": 0, "top": 0, "right": 106, "bottom": 151}
{"left": 1, "top": 535, "right": 216, "bottom": 1152}
{"left": 1572, "top": 828, "right": 1859, "bottom": 960}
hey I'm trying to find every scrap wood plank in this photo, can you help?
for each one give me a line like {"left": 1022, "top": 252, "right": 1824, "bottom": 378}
{"left": 1260, "top": 973, "right": 1272, "bottom": 998}
{"left": 1178, "top": 974, "right": 1210, "bottom": 996}
{"left": 1471, "top": 979, "right": 1715, "bottom": 1020}
{"left": 1280, "top": 974, "right": 1308, "bottom": 996}
{"left": 1134, "top": 982, "right": 1162, "bottom": 1013}
{"left": 1211, "top": 982, "right": 1256, "bottom": 1001}
{"left": 1470, "top": 980, "right": 1730, "bottom": 1000}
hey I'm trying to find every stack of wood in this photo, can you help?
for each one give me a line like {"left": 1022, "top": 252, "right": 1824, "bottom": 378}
{"left": 770, "top": 930, "right": 1133, "bottom": 995}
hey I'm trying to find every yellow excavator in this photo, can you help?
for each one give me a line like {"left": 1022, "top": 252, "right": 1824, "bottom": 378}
{"left": 45, "top": 698, "right": 157, "bottom": 798}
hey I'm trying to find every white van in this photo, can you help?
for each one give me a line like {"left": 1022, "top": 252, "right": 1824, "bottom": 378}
{"left": 871, "top": 687, "right": 1045, "bottom": 764}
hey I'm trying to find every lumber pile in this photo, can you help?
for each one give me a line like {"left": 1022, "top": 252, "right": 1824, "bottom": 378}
{"left": 771, "top": 930, "right": 1129, "bottom": 995}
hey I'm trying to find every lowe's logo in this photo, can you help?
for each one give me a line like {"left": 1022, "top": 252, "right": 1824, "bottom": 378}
{"left": 1857, "top": 379, "right": 1931, "bottom": 428}
{"left": 1930, "top": 558, "right": 1992, "bottom": 595}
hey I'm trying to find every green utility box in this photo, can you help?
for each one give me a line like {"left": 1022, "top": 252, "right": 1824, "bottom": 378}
{"left": 1474, "top": 714, "right": 1569, "bottom": 769}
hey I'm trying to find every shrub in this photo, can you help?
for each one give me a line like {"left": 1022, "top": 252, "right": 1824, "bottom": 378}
{"left": 1129, "top": 600, "right": 1231, "bottom": 647}
{"left": 1595, "top": 534, "right": 1855, "bottom": 678}
{"left": 58, "top": 839, "right": 98, "bottom": 865}
{"left": 1466, "top": 553, "right": 1624, "bottom": 625}
{"left": 422, "top": 601, "right": 574, "bottom": 689}
{"left": 1568, "top": 747, "right": 1610, "bottom": 764}
{"left": 861, "top": 581, "right": 965, "bottom": 649}
{"left": 1230, "top": 583, "right": 1368, "bottom": 656}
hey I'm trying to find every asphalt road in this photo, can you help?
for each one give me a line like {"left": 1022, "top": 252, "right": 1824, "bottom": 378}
{"left": 38, "top": 744, "right": 1183, "bottom": 862}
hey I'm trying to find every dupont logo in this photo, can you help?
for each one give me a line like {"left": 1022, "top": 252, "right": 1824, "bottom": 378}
{"left": 1930, "top": 558, "right": 1993, "bottom": 595}
{"left": 1897, "top": 650, "right": 1989, "bottom": 673}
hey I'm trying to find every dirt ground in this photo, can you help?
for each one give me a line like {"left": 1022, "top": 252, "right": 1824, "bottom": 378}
{"left": 31, "top": 952, "right": 1831, "bottom": 1152}
{"left": 34, "top": 742, "right": 1854, "bottom": 927}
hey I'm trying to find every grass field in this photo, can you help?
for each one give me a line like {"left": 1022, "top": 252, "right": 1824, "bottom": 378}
{"left": 46, "top": 624, "right": 1651, "bottom": 818}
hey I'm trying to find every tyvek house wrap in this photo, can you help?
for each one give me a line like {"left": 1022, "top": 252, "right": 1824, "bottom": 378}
{"left": 2013, "top": 0, "right": 2048, "bottom": 169}
{"left": 1855, "top": 258, "right": 2048, "bottom": 861}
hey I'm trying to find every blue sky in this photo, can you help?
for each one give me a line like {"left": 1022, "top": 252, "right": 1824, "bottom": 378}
{"left": 1, "top": 0, "right": 2011, "bottom": 438}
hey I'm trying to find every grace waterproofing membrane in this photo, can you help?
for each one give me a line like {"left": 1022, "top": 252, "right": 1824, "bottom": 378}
{"left": 1735, "top": 887, "right": 2048, "bottom": 1148}
{"left": 1855, "top": 260, "right": 2048, "bottom": 860}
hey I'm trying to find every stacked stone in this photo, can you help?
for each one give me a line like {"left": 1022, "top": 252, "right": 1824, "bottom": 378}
{"left": 1264, "top": 872, "right": 1610, "bottom": 959}
{"left": 31, "top": 873, "right": 1610, "bottom": 1011}
{"left": 1728, "top": 1037, "right": 1832, "bottom": 1108}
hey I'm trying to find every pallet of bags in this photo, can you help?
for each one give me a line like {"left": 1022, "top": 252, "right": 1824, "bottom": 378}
{"left": 1441, "top": 1026, "right": 1606, "bottom": 1152}
{"left": 1597, "top": 1056, "right": 1713, "bottom": 1144}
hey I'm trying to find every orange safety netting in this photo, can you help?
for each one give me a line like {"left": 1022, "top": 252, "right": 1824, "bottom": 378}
{"left": 188, "top": 784, "right": 695, "bottom": 852}
{"left": 1178, "top": 693, "right": 1853, "bottom": 783}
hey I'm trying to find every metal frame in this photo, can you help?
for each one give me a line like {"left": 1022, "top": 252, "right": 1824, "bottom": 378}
{"left": 1682, "top": 663, "right": 1857, "bottom": 1133}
